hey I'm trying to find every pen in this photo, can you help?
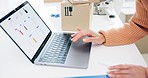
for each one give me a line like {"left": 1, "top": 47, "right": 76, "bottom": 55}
{"left": 98, "top": 62, "right": 109, "bottom": 67}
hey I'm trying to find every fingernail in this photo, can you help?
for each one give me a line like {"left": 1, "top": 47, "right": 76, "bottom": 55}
{"left": 71, "top": 34, "right": 74, "bottom": 37}
{"left": 83, "top": 39, "right": 86, "bottom": 42}
{"left": 71, "top": 38, "right": 73, "bottom": 41}
{"left": 72, "top": 39, "right": 76, "bottom": 42}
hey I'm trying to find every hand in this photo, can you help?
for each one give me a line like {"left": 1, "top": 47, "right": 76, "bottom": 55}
{"left": 71, "top": 27, "right": 105, "bottom": 44}
{"left": 108, "top": 64, "right": 147, "bottom": 78}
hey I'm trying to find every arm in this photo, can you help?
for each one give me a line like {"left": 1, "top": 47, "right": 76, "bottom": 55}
{"left": 99, "top": 0, "right": 148, "bottom": 46}
{"left": 71, "top": 0, "right": 148, "bottom": 46}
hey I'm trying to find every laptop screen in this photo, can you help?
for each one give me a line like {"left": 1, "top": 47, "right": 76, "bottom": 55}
{"left": 0, "top": 1, "right": 50, "bottom": 59}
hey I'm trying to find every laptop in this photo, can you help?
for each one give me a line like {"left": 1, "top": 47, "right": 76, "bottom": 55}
{"left": 0, "top": 1, "right": 91, "bottom": 69}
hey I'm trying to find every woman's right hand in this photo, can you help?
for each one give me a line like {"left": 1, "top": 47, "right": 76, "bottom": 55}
{"left": 71, "top": 27, "right": 105, "bottom": 44}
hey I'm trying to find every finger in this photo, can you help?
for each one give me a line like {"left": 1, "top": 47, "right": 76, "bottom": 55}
{"left": 83, "top": 37, "right": 97, "bottom": 43}
{"left": 83, "top": 37, "right": 102, "bottom": 44}
{"left": 76, "top": 26, "right": 82, "bottom": 31}
{"left": 109, "top": 64, "right": 130, "bottom": 70}
{"left": 71, "top": 30, "right": 82, "bottom": 38}
{"left": 71, "top": 33, "right": 77, "bottom": 37}
{"left": 108, "top": 74, "right": 131, "bottom": 78}
{"left": 71, "top": 32, "right": 84, "bottom": 42}
{"left": 72, "top": 31, "right": 94, "bottom": 42}
{"left": 71, "top": 27, "right": 82, "bottom": 37}
{"left": 108, "top": 69, "right": 131, "bottom": 74}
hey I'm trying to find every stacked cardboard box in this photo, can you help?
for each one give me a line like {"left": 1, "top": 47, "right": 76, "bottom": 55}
{"left": 61, "top": 1, "right": 92, "bottom": 31}
{"left": 44, "top": 0, "right": 100, "bottom": 31}
{"left": 44, "top": 0, "right": 101, "bottom": 3}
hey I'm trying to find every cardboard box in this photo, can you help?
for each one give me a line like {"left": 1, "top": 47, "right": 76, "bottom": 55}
{"left": 44, "top": 0, "right": 63, "bottom": 3}
{"left": 61, "top": 2, "right": 92, "bottom": 31}
{"left": 44, "top": 0, "right": 101, "bottom": 3}
{"left": 68, "top": 0, "right": 90, "bottom": 4}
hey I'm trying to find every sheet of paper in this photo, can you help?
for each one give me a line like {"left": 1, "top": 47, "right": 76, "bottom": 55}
{"left": 68, "top": 75, "right": 109, "bottom": 78}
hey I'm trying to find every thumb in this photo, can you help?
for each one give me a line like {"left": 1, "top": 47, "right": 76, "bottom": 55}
{"left": 83, "top": 37, "right": 103, "bottom": 44}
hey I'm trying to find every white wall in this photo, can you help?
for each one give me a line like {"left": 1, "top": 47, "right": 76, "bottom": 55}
{"left": 113, "top": 0, "right": 124, "bottom": 15}
{"left": 0, "top": 0, "right": 9, "bottom": 18}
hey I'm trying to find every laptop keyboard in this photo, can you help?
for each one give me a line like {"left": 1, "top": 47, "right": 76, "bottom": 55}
{"left": 39, "top": 33, "right": 72, "bottom": 64}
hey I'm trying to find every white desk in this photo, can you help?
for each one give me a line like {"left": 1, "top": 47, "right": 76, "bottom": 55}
{"left": 0, "top": 0, "right": 147, "bottom": 78}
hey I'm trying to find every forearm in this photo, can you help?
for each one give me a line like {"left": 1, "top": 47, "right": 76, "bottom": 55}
{"left": 99, "top": 22, "right": 148, "bottom": 46}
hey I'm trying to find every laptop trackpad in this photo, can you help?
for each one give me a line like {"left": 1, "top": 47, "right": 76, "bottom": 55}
{"left": 65, "top": 39, "right": 91, "bottom": 69}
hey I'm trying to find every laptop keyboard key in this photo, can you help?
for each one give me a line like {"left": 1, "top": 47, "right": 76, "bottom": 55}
{"left": 39, "top": 33, "right": 72, "bottom": 64}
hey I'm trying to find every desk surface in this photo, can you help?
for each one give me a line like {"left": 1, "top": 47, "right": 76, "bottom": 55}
{"left": 0, "top": 0, "right": 147, "bottom": 78}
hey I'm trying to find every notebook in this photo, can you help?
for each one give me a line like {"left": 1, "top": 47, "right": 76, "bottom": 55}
{"left": 0, "top": 1, "right": 91, "bottom": 69}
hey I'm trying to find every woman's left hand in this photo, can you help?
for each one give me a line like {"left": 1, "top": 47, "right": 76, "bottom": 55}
{"left": 108, "top": 64, "right": 147, "bottom": 78}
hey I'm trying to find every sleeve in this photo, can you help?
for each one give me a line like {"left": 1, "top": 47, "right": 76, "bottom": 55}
{"left": 99, "top": 0, "right": 148, "bottom": 46}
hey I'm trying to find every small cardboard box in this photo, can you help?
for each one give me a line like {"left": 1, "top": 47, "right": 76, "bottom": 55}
{"left": 44, "top": 0, "right": 63, "bottom": 3}
{"left": 61, "top": 2, "right": 92, "bottom": 31}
